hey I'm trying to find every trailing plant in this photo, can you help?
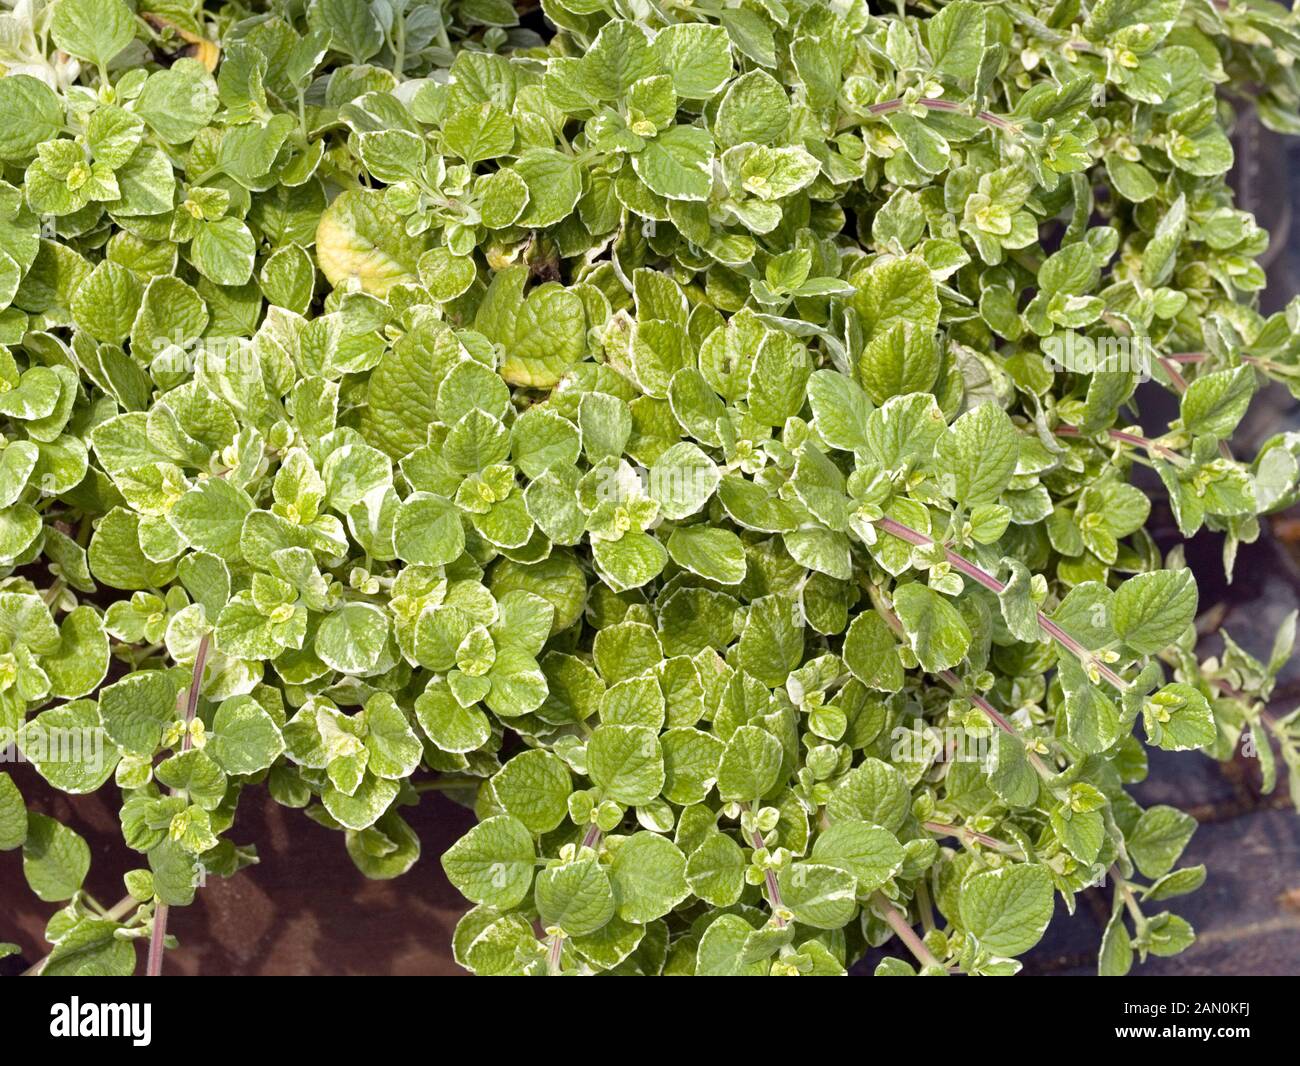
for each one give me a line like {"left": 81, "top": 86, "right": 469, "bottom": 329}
{"left": 0, "top": 0, "right": 1298, "bottom": 977}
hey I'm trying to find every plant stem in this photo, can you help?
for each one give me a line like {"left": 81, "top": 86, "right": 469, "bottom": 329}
{"left": 145, "top": 634, "right": 210, "bottom": 978}
{"left": 1054, "top": 423, "right": 1185, "bottom": 463}
{"left": 872, "top": 891, "right": 941, "bottom": 969}
{"left": 542, "top": 823, "right": 604, "bottom": 974}
{"left": 873, "top": 516, "right": 1130, "bottom": 692}
{"left": 936, "top": 669, "right": 1055, "bottom": 780}
{"left": 145, "top": 903, "right": 170, "bottom": 977}
{"left": 871, "top": 581, "right": 1057, "bottom": 778}
{"left": 739, "top": 802, "right": 787, "bottom": 927}
{"left": 1111, "top": 865, "right": 1145, "bottom": 926}
{"left": 915, "top": 880, "right": 936, "bottom": 934}
{"left": 1156, "top": 356, "right": 1189, "bottom": 393}
{"left": 22, "top": 894, "right": 138, "bottom": 976}
{"left": 1166, "top": 351, "right": 1280, "bottom": 373}
{"left": 866, "top": 96, "right": 1018, "bottom": 133}
{"left": 923, "top": 820, "right": 1023, "bottom": 856}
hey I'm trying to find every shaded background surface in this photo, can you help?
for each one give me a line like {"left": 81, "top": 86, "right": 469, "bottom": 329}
{"left": 4, "top": 120, "right": 1300, "bottom": 979}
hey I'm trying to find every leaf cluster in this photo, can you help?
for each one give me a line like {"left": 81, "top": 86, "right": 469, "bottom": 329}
{"left": 1, "top": 0, "right": 1298, "bottom": 976}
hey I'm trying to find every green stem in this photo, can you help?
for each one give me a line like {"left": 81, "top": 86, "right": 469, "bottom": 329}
{"left": 1111, "top": 866, "right": 1145, "bottom": 927}
{"left": 915, "top": 880, "right": 936, "bottom": 934}
{"left": 392, "top": 13, "right": 407, "bottom": 77}
{"left": 22, "top": 895, "right": 138, "bottom": 976}
{"left": 145, "top": 634, "right": 210, "bottom": 978}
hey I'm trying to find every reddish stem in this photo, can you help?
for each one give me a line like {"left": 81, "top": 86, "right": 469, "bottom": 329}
{"left": 740, "top": 803, "right": 787, "bottom": 927}
{"left": 874, "top": 517, "right": 1128, "bottom": 691}
{"left": 1054, "top": 424, "right": 1183, "bottom": 462}
{"left": 873, "top": 892, "right": 941, "bottom": 969}
{"left": 867, "top": 96, "right": 1015, "bottom": 131}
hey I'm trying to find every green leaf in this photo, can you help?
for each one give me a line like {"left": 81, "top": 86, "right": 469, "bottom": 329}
{"left": 536, "top": 857, "right": 615, "bottom": 936}
{"left": 210, "top": 695, "right": 286, "bottom": 775}
{"left": 858, "top": 322, "right": 940, "bottom": 406}
{"left": 1144, "top": 682, "right": 1216, "bottom": 752}
{"left": 171, "top": 478, "right": 254, "bottom": 560}
{"left": 136, "top": 61, "right": 219, "bottom": 144}
{"left": 415, "top": 682, "right": 490, "bottom": 754}
{"left": 323, "top": 772, "right": 400, "bottom": 831}
{"left": 661, "top": 727, "right": 723, "bottom": 805}
{"left": 959, "top": 863, "right": 1055, "bottom": 956}
{"left": 737, "top": 595, "right": 803, "bottom": 687}
{"left": 316, "top": 602, "right": 389, "bottom": 674}
{"left": 592, "top": 533, "right": 667, "bottom": 592}
{"left": 493, "top": 750, "right": 572, "bottom": 834}
{"left": 310, "top": 0, "right": 383, "bottom": 63}
{"left": 748, "top": 330, "right": 810, "bottom": 427}
{"left": 43, "top": 606, "right": 110, "bottom": 700}
{"left": 779, "top": 862, "right": 858, "bottom": 929}
{"left": 927, "top": 1, "right": 987, "bottom": 80}
{"left": 0, "top": 76, "right": 64, "bottom": 161}
{"left": 842, "top": 611, "right": 905, "bottom": 692}
{"left": 633, "top": 126, "right": 715, "bottom": 202}
{"left": 1113, "top": 569, "right": 1197, "bottom": 655}
{"left": 936, "top": 403, "right": 1019, "bottom": 506}
{"left": 650, "top": 442, "right": 719, "bottom": 519}
{"left": 42, "top": 919, "right": 137, "bottom": 976}
{"left": 826, "top": 758, "right": 910, "bottom": 832}
{"left": 51, "top": 0, "right": 136, "bottom": 67}
{"left": 0, "top": 772, "right": 27, "bottom": 851}
{"left": 587, "top": 724, "right": 664, "bottom": 806}
{"left": 609, "top": 832, "right": 689, "bottom": 923}
{"left": 653, "top": 24, "right": 732, "bottom": 99}
{"left": 20, "top": 700, "right": 118, "bottom": 794}
{"left": 441, "top": 815, "right": 536, "bottom": 908}
{"left": 810, "top": 820, "right": 904, "bottom": 892}
{"left": 808, "top": 369, "right": 874, "bottom": 453}
{"left": 1180, "top": 366, "right": 1254, "bottom": 440}
{"left": 716, "top": 724, "right": 783, "bottom": 801}
{"left": 666, "top": 525, "right": 745, "bottom": 584}
{"left": 316, "top": 189, "right": 426, "bottom": 295}
{"left": 99, "top": 670, "right": 181, "bottom": 756}
{"left": 892, "top": 583, "right": 971, "bottom": 673}
{"left": 476, "top": 264, "right": 587, "bottom": 388}
{"left": 1099, "top": 909, "right": 1134, "bottom": 976}
{"left": 696, "top": 913, "right": 767, "bottom": 975}
{"left": 395, "top": 493, "right": 465, "bottom": 566}
{"left": 190, "top": 217, "right": 256, "bottom": 286}
{"left": 514, "top": 149, "right": 582, "bottom": 228}
{"left": 714, "top": 70, "right": 790, "bottom": 148}
{"left": 1127, "top": 805, "right": 1197, "bottom": 879}
{"left": 986, "top": 730, "right": 1039, "bottom": 808}
{"left": 22, "top": 814, "right": 90, "bottom": 902}
{"left": 685, "top": 831, "right": 746, "bottom": 906}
